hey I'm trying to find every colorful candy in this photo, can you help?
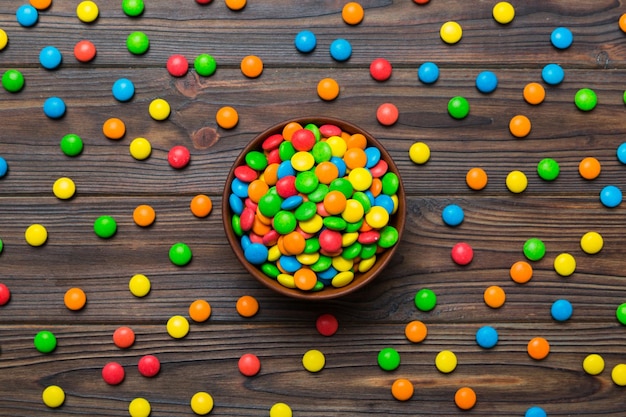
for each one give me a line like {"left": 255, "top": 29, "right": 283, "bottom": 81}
{"left": 2, "top": 69, "right": 25, "bottom": 93}
{"left": 476, "top": 326, "right": 498, "bottom": 349}
{"left": 302, "top": 349, "right": 325, "bottom": 372}
{"left": 342, "top": 2, "right": 364, "bottom": 25}
{"left": 391, "top": 378, "right": 414, "bottom": 401}
{"left": 448, "top": 96, "right": 469, "bottom": 119}
{"left": 194, "top": 53, "right": 217, "bottom": 76}
{"left": 102, "top": 361, "right": 125, "bottom": 385}
{"left": 294, "top": 30, "right": 317, "bottom": 53}
{"left": 575, "top": 88, "right": 597, "bottom": 111}
{"left": 370, "top": 58, "right": 392, "bottom": 81}
{"left": 493, "top": 1, "right": 515, "bottom": 24}
{"left": 418, "top": 62, "right": 439, "bottom": 84}
{"left": 551, "top": 27, "right": 573, "bottom": 49}
{"left": 227, "top": 122, "right": 401, "bottom": 292}
{"left": 435, "top": 350, "right": 457, "bottom": 373}
{"left": 190, "top": 392, "right": 214, "bottom": 415}
{"left": 454, "top": 387, "right": 477, "bottom": 410}
{"left": 240, "top": 55, "right": 263, "bottom": 78}
{"left": 440, "top": 21, "right": 462, "bottom": 44}
{"left": 34, "top": 330, "right": 56, "bottom": 353}
{"left": 42, "top": 385, "right": 65, "bottom": 408}
{"left": 330, "top": 38, "right": 352, "bottom": 61}
{"left": 378, "top": 347, "right": 400, "bottom": 371}
{"left": 414, "top": 288, "right": 436, "bottom": 311}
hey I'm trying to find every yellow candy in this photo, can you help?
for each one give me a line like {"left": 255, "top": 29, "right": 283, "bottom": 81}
{"left": 341, "top": 232, "right": 359, "bottom": 247}
{"left": 129, "top": 397, "right": 151, "bottom": 417}
{"left": 270, "top": 402, "right": 293, "bottom": 417}
{"left": 365, "top": 206, "right": 389, "bottom": 228}
{"left": 332, "top": 270, "right": 354, "bottom": 287}
{"left": 149, "top": 98, "right": 170, "bottom": 121}
{"left": 130, "top": 137, "right": 152, "bottom": 160}
{"left": 296, "top": 252, "right": 319, "bottom": 265}
{"left": 332, "top": 256, "right": 353, "bottom": 272}
{"left": 612, "top": 364, "right": 626, "bottom": 386}
{"left": 506, "top": 170, "right": 528, "bottom": 193}
{"left": 166, "top": 315, "right": 190, "bottom": 339}
{"left": 0, "top": 29, "right": 8, "bottom": 51}
{"left": 583, "top": 353, "right": 605, "bottom": 375}
{"left": 554, "top": 252, "right": 576, "bottom": 277}
{"left": 358, "top": 256, "right": 376, "bottom": 272}
{"left": 435, "top": 350, "right": 457, "bottom": 373}
{"left": 580, "top": 231, "right": 603, "bottom": 254}
{"left": 348, "top": 167, "right": 373, "bottom": 191}
{"left": 76, "top": 1, "right": 99, "bottom": 23}
{"left": 302, "top": 349, "right": 325, "bottom": 372}
{"left": 493, "top": 1, "right": 515, "bottom": 24}
{"left": 277, "top": 273, "right": 296, "bottom": 288}
{"left": 326, "top": 136, "right": 347, "bottom": 157}
{"left": 42, "top": 385, "right": 65, "bottom": 408}
{"left": 25, "top": 223, "right": 48, "bottom": 246}
{"left": 268, "top": 245, "right": 281, "bottom": 262}
{"left": 53, "top": 177, "right": 76, "bottom": 199}
{"left": 341, "top": 199, "right": 365, "bottom": 223}
{"left": 129, "top": 274, "right": 151, "bottom": 297}
{"left": 190, "top": 392, "right": 214, "bottom": 415}
{"left": 440, "top": 21, "right": 462, "bottom": 44}
{"left": 291, "top": 151, "right": 315, "bottom": 171}
{"left": 409, "top": 141, "right": 430, "bottom": 164}
{"left": 299, "top": 214, "right": 323, "bottom": 234}
{"left": 391, "top": 194, "right": 399, "bottom": 214}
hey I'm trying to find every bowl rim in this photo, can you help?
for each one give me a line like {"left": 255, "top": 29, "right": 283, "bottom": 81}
{"left": 222, "top": 116, "right": 406, "bottom": 300}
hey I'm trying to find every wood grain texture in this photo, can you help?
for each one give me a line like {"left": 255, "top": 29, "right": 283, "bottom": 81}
{"left": 1, "top": 0, "right": 626, "bottom": 415}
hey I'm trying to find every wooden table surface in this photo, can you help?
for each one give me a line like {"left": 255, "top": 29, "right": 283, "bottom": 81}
{"left": 1, "top": 0, "right": 626, "bottom": 415}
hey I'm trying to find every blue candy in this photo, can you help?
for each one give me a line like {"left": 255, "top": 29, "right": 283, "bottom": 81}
{"left": 43, "top": 97, "right": 66, "bottom": 119}
{"left": 240, "top": 235, "right": 252, "bottom": 252}
{"left": 112, "top": 78, "right": 135, "bottom": 102}
{"left": 551, "top": 299, "right": 573, "bottom": 322}
{"left": 364, "top": 146, "right": 381, "bottom": 169}
{"left": 374, "top": 194, "right": 394, "bottom": 214}
{"left": 617, "top": 142, "right": 626, "bottom": 164}
{"left": 281, "top": 195, "right": 304, "bottom": 210}
{"left": 230, "top": 178, "right": 249, "bottom": 198}
{"left": 551, "top": 27, "right": 573, "bottom": 49}
{"left": 16, "top": 4, "right": 38, "bottom": 27}
{"left": 330, "top": 38, "right": 352, "bottom": 62}
{"left": 364, "top": 190, "right": 375, "bottom": 206}
{"left": 317, "top": 266, "right": 338, "bottom": 284}
{"left": 294, "top": 30, "right": 316, "bottom": 53}
{"left": 244, "top": 242, "right": 268, "bottom": 265}
{"left": 542, "top": 63, "right": 564, "bottom": 85}
{"left": 277, "top": 160, "right": 296, "bottom": 179}
{"left": 475, "top": 71, "right": 498, "bottom": 93}
{"left": 278, "top": 255, "right": 301, "bottom": 273}
{"left": 39, "top": 46, "right": 62, "bottom": 70}
{"left": 600, "top": 185, "right": 622, "bottom": 208}
{"left": 330, "top": 156, "right": 347, "bottom": 177}
{"left": 418, "top": 62, "right": 439, "bottom": 84}
{"left": 475, "top": 326, "right": 498, "bottom": 349}
{"left": 525, "top": 406, "right": 547, "bottom": 417}
{"left": 229, "top": 193, "right": 244, "bottom": 215}
{"left": 442, "top": 204, "right": 464, "bottom": 227}
{"left": 0, "top": 157, "right": 7, "bottom": 178}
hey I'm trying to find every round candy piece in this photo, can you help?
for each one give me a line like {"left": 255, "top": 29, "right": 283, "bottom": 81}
{"left": 129, "top": 398, "right": 151, "bottom": 417}
{"left": 537, "top": 157, "right": 559, "bottom": 181}
{"left": 409, "top": 141, "right": 430, "bottom": 164}
{"left": 378, "top": 347, "right": 400, "bottom": 371}
{"left": 31, "top": 0, "right": 53, "bottom": 10}
{"left": 129, "top": 274, "right": 151, "bottom": 297}
{"left": 39, "top": 46, "right": 62, "bottom": 70}
{"left": 551, "top": 299, "right": 573, "bottom": 321}
{"left": 102, "top": 362, "right": 125, "bottom": 385}
{"left": 440, "top": 21, "right": 462, "bottom": 44}
{"left": 127, "top": 31, "right": 149, "bottom": 55}
{"left": 74, "top": 40, "right": 97, "bottom": 62}
{"left": 317, "top": 78, "right": 339, "bottom": 101}
{"left": 167, "top": 315, "right": 190, "bottom": 338}
{"left": 542, "top": 63, "right": 564, "bottom": 85}
{"left": 294, "top": 30, "right": 316, "bottom": 53}
{"left": 493, "top": 1, "right": 515, "bottom": 24}
{"left": 414, "top": 288, "right": 436, "bottom": 311}
{"left": 551, "top": 27, "right": 573, "bottom": 49}
{"left": 169, "top": 242, "right": 192, "bottom": 266}
{"left": 149, "top": 98, "right": 170, "bottom": 120}
{"left": 112, "top": 78, "right": 135, "bottom": 102}
{"left": 448, "top": 96, "right": 469, "bottom": 119}
{"left": 236, "top": 295, "right": 259, "bottom": 317}
{"left": 484, "top": 285, "right": 506, "bottom": 308}
{"left": 168, "top": 145, "right": 190, "bottom": 169}
{"left": 621, "top": 13, "right": 626, "bottom": 33}
{"left": 2, "top": 69, "right": 25, "bottom": 93}
{"left": 76, "top": 1, "right": 98, "bottom": 23}
{"left": 523, "top": 82, "right": 545, "bottom": 105}
{"left": 342, "top": 2, "right": 364, "bottom": 25}
{"left": 405, "top": 320, "right": 427, "bottom": 343}
{"left": 42, "top": 385, "right": 65, "bottom": 408}
{"left": 225, "top": 0, "right": 246, "bottom": 10}
{"left": 25, "top": 224, "right": 48, "bottom": 246}
{"left": 582, "top": 353, "right": 605, "bottom": 375}
{"left": 618, "top": 142, "right": 626, "bottom": 164}
{"left": 476, "top": 71, "right": 498, "bottom": 93}
{"left": 61, "top": 134, "right": 83, "bottom": 156}
{"left": 451, "top": 242, "right": 473, "bottom": 265}
{"left": 138, "top": 354, "right": 160, "bottom": 377}
{"left": 190, "top": 194, "right": 213, "bottom": 217}
{"left": 600, "top": 185, "right": 622, "bottom": 208}
{"left": 466, "top": 167, "right": 488, "bottom": 190}
{"left": 580, "top": 231, "right": 603, "bottom": 254}
{"left": 575, "top": 88, "right": 597, "bottom": 111}
{"left": 194, "top": 54, "right": 217, "bottom": 76}
{"left": 189, "top": 299, "right": 211, "bottom": 322}
{"left": 523, "top": 238, "right": 545, "bottom": 261}
{"left": 510, "top": 260, "right": 533, "bottom": 284}
{"left": 113, "top": 326, "right": 135, "bottom": 348}
{"left": 103, "top": 117, "right": 125, "bottom": 140}
{"left": 455, "top": 387, "right": 477, "bottom": 410}
{"left": 316, "top": 313, "right": 338, "bottom": 336}
{"left": 554, "top": 252, "right": 576, "bottom": 277}
{"left": 506, "top": 170, "right": 527, "bottom": 193}
{"left": 509, "top": 114, "right": 531, "bottom": 138}
{"left": 612, "top": 364, "right": 626, "bottom": 386}
{"left": 435, "top": 350, "right": 457, "bottom": 373}
{"left": 370, "top": 58, "right": 392, "bottom": 81}
{"left": 476, "top": 325, "right": 498, "bottom": 349}
{"left": 376, "top": 103, "right": 399, "bottom": 126}
{"left": 53, "top": 177, "right": 76, "bottom": 199}
{"left": 391, "top": 378, "right": 414, "bottom": 401}
{"left": 269, "top": 403, "right": 292, "bottom": 417}
{"left": 330, "top": 38, "right": 352, "bottom": 61}
{"left": 240, "top": 55, "right": 263, "bottom": 78}
{"left": 525, "top": 406, "right": 547, "bottom": 417}
{"left": 190, "top": 392, "right": 214, "bottom": 415}
{"left": 16, "top": 4, "right": 38, "bottom": 27}
{"left": 442, "top": 204, "right": 464, "bottom": 227}
{"left": 94, "top": 215, "right": 117, "bottom": 238}
{"left": 0, "top": 158, "right": 6, "bottom": 179}
{"left": 34, "top": 330, "right": 56, "bottom": 353}
{"left": 527, "top": 336, "right": 550, "bottom": 360}
{"left": 167, "top": 54, "right": 189, "bottom": 77}
{"left": 216, "top": 106, "right": 239, "bottom": 129}
{"left": 0, "top": 283, "right": 11, "bottom": 306}
{"left": 130, "top": 137, "right": 151, "bottom": 160}
{"left": 418, "top": 62, "right": 439, "bottom": 84}
{"left": 122, "top": 0, "right": 144, "bottom": 16}
{"left": 43, "top": 97, "right": 66, "bottom": 119}
{"left": 302, "top": 349, "right": 325, "bottom": 372}
{"left": 0, "top": 29, "right": 7, "bottom": 51}
{"left": 64, "top": 287, "right": 86, "bottom": 311}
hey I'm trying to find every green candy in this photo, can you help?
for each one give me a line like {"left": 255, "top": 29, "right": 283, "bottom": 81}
{"left": 352, "top": 192, "right": 371, "bottom": 213}
{"left": 537, "top": 158, "right": 559, "bottom": 181}
{"left": 194, "top": 54, "right": 217, "bottom": 77}
{"left": 2, "top": 69, "right": 25, "bottom": 93}
{"left": 295, "top": 171, "right": 319, "bottom": 194}
{"left": 294, "top": 201, "right": 317, "bottom": 221}
{"left": 311, "top": 141, "right": 332, "bottom": 163}
{"left": 323, "top": 216, "right": 347, "bottom": 231}
{"left": 261, "top": 263, "right": 280, "bottom": 279}
{"left": 278, "top": 141, "right": 296, "bottom": 161}
{"left": 169, "top": 242, "right": 192, "bottom": 266}
{"left": 575, "top": 88, "right": 597, "bottom": 112}
{"left": 60, "top": 134, "right": 84, "bottom": 156}
{"left": 448, "top": 96, "right": 470, "bottom": 119}
{"left": 381, "top": 172, "right": 400, "bottom": 195}
{"left": 311, "top": 255, "right": 332, "bottom": 272}
{"left": 126, "top": 31, "right": 150, "bottom": 55}
{"left": 94, "top": 215, "right": 117, "bottom": 238}
{"left": 245, "top": 150, "right": 267, "bottom": 171}
{"left": 329, "top": 178, "right": 353, "bottom": 198}
{"left": 415, "top": 288, "right": 437, "bottom": 312}
{"left": 304, "top": 123, "right": 321, "bottom": 142}
{"left": 342, "top": 242, "right": 362, "bottom": 260}
{"left": 273, "top": 210, "right": 296, "bottom": 234}
{"left": 303, "top": 237, "right": 320, "bottom": 254}
{"left": 34, "top": 330, "right": 57, "bottom": 353}
{"left": 345, "top": 219, "right": 363, "bottom": 233}
{"left": 258, "top": 191, "right": 283, "bottom": 217}
{"left": 121, "top": 0, "right": 144, "bottom": 16}
{"left": 231, "top": 215, "right": 243, "bottom": 236}
{"left": 307, "top": 183, "right": 328, "bottom": 203}
{"left": 523, "top": 237, "right": 546, "bottom": 261}
{"left": 312, "top": 281, "right": 325, "bottom": 291}
{"left": 360, "top": 244, "right": 377, "bottom": 259}
{"left": 379, "top": 226, "right": 399, "bottom": 248}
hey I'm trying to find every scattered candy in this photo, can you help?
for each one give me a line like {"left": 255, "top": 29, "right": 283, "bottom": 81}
{"left": 466, "top": 167, "right": 488, "bottom": 190}
{"left": 190, "top": 392, "right": 214, "bottom": 415}
{"left": 236, "top": 295, "right": 259, "bottom": 317}
{"left": 435, "top": 350, "right": 457, "bottom": 373}
{"left": 317, "top": 78, "right": 340, "bottom": 101}
{"left": 553, "top": 252, "right": 576, "bottom": 277}
{"left": 129, "top": 273, "right": 151, "bottom": 297}
{"left": 189, "top": 299, "right": 211, "bottom": 322}
{"left": 112, "top": 78, "right": 135, "bottom": 102}
{"left": 484, "top": 285, "right": 506, "bottom": 308}
{"left": 618, "top": 142, "right": 626, "bottom": 164}
{"left": 194, "top": 53, "right": 217, "bottom": 76}
{"left": 580, "top": 231, "right": 603, "bottom": 254}
{"left": 74, "top": 40, "right": 97, "bottom": 62}
{"left": 509, "top": 114, "right": 531, "bottom": 138}
{"left": 76, "top": 1, "right": 99, "bottom": 23}
{"left": 414, "top": 288, "right": 436, "bottom": 311}
{"left": 168, "top": 145, "right": 191, "bottom": 169}
{"left": 505, "top": 170, "right": 528, "bottom": 193}
{"left": 94, "top": 215, "right": 117, "bottom": 238}
{"left": 113, "top": 326, "right": 135, "bottom": 349}
{"left": 448, "top": 96, "right": 469, "bottom": 119}
{"left": 0, "top": 29, "right": 6, "bottom": 51}
{"left": 536, "top": 157, "right": 559, "bottom": 181}
{"left": 16, "top": 4, "right": 38, "bottom": 27}
{"left": 128, "top": 398, "right": 151, "bottom": 417}
{"left": 0, "top": 283, "right": 11, "bottom": 306}
{"left": 551, "top": 299, "right": 573, "bottom": 321}
{"left": 64, "top": 287, "right": 87, "bottom": 311}
{"left": 378, "top": 347, "right": 400, "bottom": 371}
{"left": 42, "top": 385, "right": 65, "bottom": 408}
{"left": 167, "top": 54, "right": 189, "bottom": 77}
{"left": 225, "top": 0, "right": 246, "bottom": 11}
{"left": 370, "top": 58, "right": 392, "bottom": 81}
{"left": 476, "top": 325, "right": 498, "bottom": 349}
{"left": 149, "top": 98, "right": 170, "bottom": 120}
{"left": 600, "top": 185, "right": 622, "bottom": 208}
{"left": 130, "top": 137, "right": 152, "bottom": 160}
{"left": 43, "top": 96, "right": 66, "bottom": 119}
{"left": 510, "top": 260, "right": 533, "bottom": 284}
{"left": 190, "top": 194, "right": 213, "bottom": 217}
{"left": 127, "top": 31, "right": 150, "bottom": 55}
{"left": 451, "top": 242, "right": 473, "bottom": 265}
{"left": 582, "top": 353, "right": 604, "bottom": 375}
{"left": 551, "top": 27, "right": 573, "bottom": 49}
{"left": 25, "top": 223, "right": 48, "bottom": 246}
{"left": 493, "top": 1, "right": 515, "bottom": 24}
{"left": 475, "top": 71, "right": 498, "bottom": 93}
{"left": 302, "top": 349, "right": 325, "bottom": 372}
{"left": 342, "top": 2, "right": 364, "bottom": 25}
{"left": 2, "top": 69, "right": 25, "bottom": 93}
{"left": 611, "top": 364, "right": 626, "bottom": 386}
{"left": 316, "top": 313, "right": 338, "bottom": 336}
{"left": 102, "top": 361, "right": 125, "bottom": 385}
{"left": 330, "top": 38, "right": 352, "bottom": 61}
{"left": 122, "top": 0, "right": 144, "bottom": 17}
{"left": 542, "top": 63, "right": 564, "bottom": 85}
{"left": 169, "top": 242, "right": 192, "bottom": 266}
{"left": 527, "top": 336, "right": 550, "bottom": 360}
{"left": 455, "top": 387, "right": 477, "bottom": 410}
{"left": 0, "top": 157, "right": 7, "bottom": 178}
{"left": 442, "top": 204, "right": 464, "bottom": 227}
{"left": 138, "top": 354, "right": 160, "bottom": 377}
{"left": 391, "top": 378, "right": 414, "bottom": 401}
{"left": 34, "top": 330, "right": 57, "bottom": 353}
{"left": 240, "top": 55, "right": 263, "bottom": 78}
{"left": 523, "top": 238, "right": 546, "bottom": 261}
{"left": 216, "top": 106, "right": 239, "bottom": 129}
{"left": 103, "top": 117, "right": 126, "bottom": 140}
{"left": 418, "top": 62, "right": 439, "bottom": 84}
{"left": 377, "top": 102, "right": 399, "bottom": 125}
{"left": 167, "top": 315, "right": 190, "bottom": 338}
{"left": 440, "top": 21, "right": 462, "bottom": 44}
{"left": 30, "top": 0, "right": 52, "bottom": 10}
{"left": 525, "top": 406, "right": 547, "bottom": 417}
{"left": 575, "top": 88, "right": 597, "bottom": 111}
{"left": 269, "top": 403, "right": 292, "bottom": 417}
{"left": 409, "top": 141, "right": 430, "bottom": 164}
{"left": 294, "top": 30, "right": 317, "bottom": 53}
{"left": 620, "top": 13, "right": 626, "bottom": 33}
{"left": 405, "top": 320, "right": 427, "bottom": 343}
{"left": 523, "top": 82, "right": 546, "bottom": 105}
{"left": 53, "top": 177, "right": 76, "bottom": 200}
{"left": 39, "top": 46, "right": 62, "bottom": 70}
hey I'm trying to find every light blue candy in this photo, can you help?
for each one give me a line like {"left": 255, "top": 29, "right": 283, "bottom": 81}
{"left": 229, "top": 193, "right": 244, "bottom": 215}
{"left": 231, "top": 178, "right": 249, "bottom": 198}
{"left": 279, "top": 255, "right": 301, "bottom": 273}
{"left": 551, "top": 27, "right": 573, "bottom": 49}
{"left": 294, "top": 30, "right": 316, "bottom": 53}
{"left": 43, "top": 97, "right": 66, "bottom": 119}
{"left": 330, "top": 38, "right": 352, "bottom": 61}
{"left": 364, "top": 146, "right": 381, "bottom": 169}
{"left": 364, "top": 190, "right": 375, "bottom": 206}
{"left": 374, "top": 194, "right": 394, "bottom": 214}
{"left": 475, "top": 71, "right": 498, "bottom": 93}
{"left": 525, "top": 406, "right": 547, "bottom": 417}
{"left": 617, "top": 142, "right": 626, "bottom": 164}
{"left": 39, "top": 46, "right": 62, "bottom": 70}
{"left": 240, "top": 235, "right": 252, "bottom": 252}
{"left": 0, "top": 157, "right": 7, "bottom": 178}
{"left": 418, "top": 62, "right": 439, "bottom": 84}
{"left": 16, "top": 4, "right": 38, "bottom": 27}
{"left": 442, "top": 204, "right": 464, "bottom": 227}
{"left": 244, "top": 242, "right": 268, "bottom": 265}
{"left": 542, "top": 63, "right": 564, "bottom": 85}
{"left": 277, "top": 160, "right": 296, "bottom": 179}
{"left": 551, "top": 299, "right": 573, "bottom": 322}
{"left": 281, "top": 195, "right": 303, "bottom": 210}
{"left": 317, "top": 266, "right": 338, "bottom": 284}
{"left": 330, "top": 156, "right": 347, "bottom": 177}
{"left": 112, "top": 78, "right": 135, "bottom": 102}
{"left": 475, "top": 326, "right": 498, "bottom": 349}
{"left": 600, "top": 185, "right": 622, "bottom": 208}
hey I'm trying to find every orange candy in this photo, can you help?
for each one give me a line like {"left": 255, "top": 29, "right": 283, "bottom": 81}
{"left": 342, "top": 2, "right": 364, "bottom": 25}
{"left": 282, "top": 122, "right": 303, "bottom": 141}
{"left": 189, "top": 299, "right": 212, "bottom": 322}
{"left": 226, "top": 0, "right": 246, "bottom": 11}
{"left": 30, "top": 0, "right": 52, "bottom": 10}
{"left": 236, "top": 295, "right": 259, "bottom": 317}
{"left": 404, "top": 320, "right": 427, "bottom": 343}
{"left": 483, "top": 285, "right": 506, "bottom": 308}
{"left": 263, "top": 163, "right": 280, "bottom": 186}
{"left": 216, "top": 106, "right": 239, "bottom": 129}
{"left": 317, "top": 78, "right": 340, "bottom": 101}
{"left": 64, "top": 287, "right": 87, "bottom": 311}
{"left": 579, "top": 157, "right": 601, "bottom": 180}
{"left": 343, "top": 147, "right": 368, "bottom": 169}
{"left": 247, "top": 180, "right": 269, "bottom": 203}
{"left": 113, "top": 326, "right": 135, "bottom": 349}
{"left": 323, "top": 190, "right": 347, "bottom": 215}
{"left": 391, "top": 378, "right": 414, "bottom": 401}
{"left": 346, "top": 133, "right": 367, "bottom": 149}
{"left": 454, "top": 387, "right": 477, "bottom": 410}
{"left": 466, "top": 167, "right": 488, "bottom": 190}
{"left": 252, "top": 217, "right": 271, "bottom": 236}
{"left": 294, "top": 268, "right": 317, "bottom": 290}
{"left": 283, "top": 231, "right": 306, "bottom": 255}
{"left": 240, "top": 55, "right": 263, "bottom": 78}
{"left": 190, "top": 194, "right": 213, "bottom": 218}
{"left": 527, "top": 336, "right": 550, "bottom": 360}
{"left": 315, "top": 161, "right": 339, "bottom": 184}
{"left": 620, "top": 13, "right": 626, "bottom": 33}
{"left": 523, "top": 82, "right": 546, "bottom": 105}
{"left": 509, "top": 114, "right": 531, "bottom": 138}
{"left": 102, "top": 117, "right": 126, "bottom": 140}
{"left": 510, "top": 260, "right": 533, "bottom": 284}
{"left": 133, "top": 204, "right": 156, "bottom": 227}
{"left": 369, "top": 178, "right": 382, "bottom": 197}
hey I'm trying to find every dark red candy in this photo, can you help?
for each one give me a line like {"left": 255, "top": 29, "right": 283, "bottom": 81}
{"left": 244, "top": 198, "right": 258, "bottom": 211}
{"left": 262, "top": 229, "right": 279, "bottom": 246}
{"left": 249, "top": 232, "right": 264, "bottom": 244}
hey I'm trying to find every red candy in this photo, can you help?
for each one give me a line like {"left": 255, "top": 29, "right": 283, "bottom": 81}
{"left": 0, "top": 283, "right": 10, "bottom": 306}
{"left": 262, "top": 133, "right": 284, "bottom": 151}
{"left": 319, "top": 124, "right": 342, "bottom": 137}
{"left": 316, "top": 313, "right": 339, "bottom": 336}
{"left": 358, "top": 230, "right": 380, "bottom": 244}
{"left": 451, "top": 242, "right": 473, "bottom": 265}
{"left": 102, "top": 362, "right": 125, "bottom": 385}
{"left": 267, "top": 148, "right": 281, "bottom": 165}
{"left": 262, "top": 229, "right": 279, "bottom": 246}
{"left": 319, "top": 229, "right": 343, "bottom": 252}
{"left": 138, "top": 354, "right": 161, "bottom": 377}
{"left": 168, "top": 145, "right": 190, "bottom": 169}
{"left": 74, "top": 40, "right": 96, "bottom": 62}
{"left": 234, "top": 165, "right": 258, "bottom": 182}
{"left": 238, "top": 353, "right": 261, "bottom": 376}
{"left": 370, "top": 58, "right": 393, "bottom": 81}
{"left": 240, "top": 207, "right": 255, "bottom": 231}
{"left": 370, "top": 160, "right": 388, "bottom": 177}
{"left": 291, "top": 129, "right": 316, "bottom": 151}
{"left": 112, "top": 326, "right": 135, "bottom": 349}
{"left": 377, "top": 103, "right": 399, "bottom": 126}
{"left": 166, "top": 54, "right": 189, "bottom": 77}
{"left": 276, "top": 176, "right": 297, "bottom": 198}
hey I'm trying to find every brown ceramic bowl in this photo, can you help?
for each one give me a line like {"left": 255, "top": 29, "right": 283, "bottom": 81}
{"left": 222, "top": 117, "right": 405, "bottom": 300}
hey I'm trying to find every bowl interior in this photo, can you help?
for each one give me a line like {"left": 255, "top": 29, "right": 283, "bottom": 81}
{"left": 222, "top": 117, "right": 406, "bottom": 300}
